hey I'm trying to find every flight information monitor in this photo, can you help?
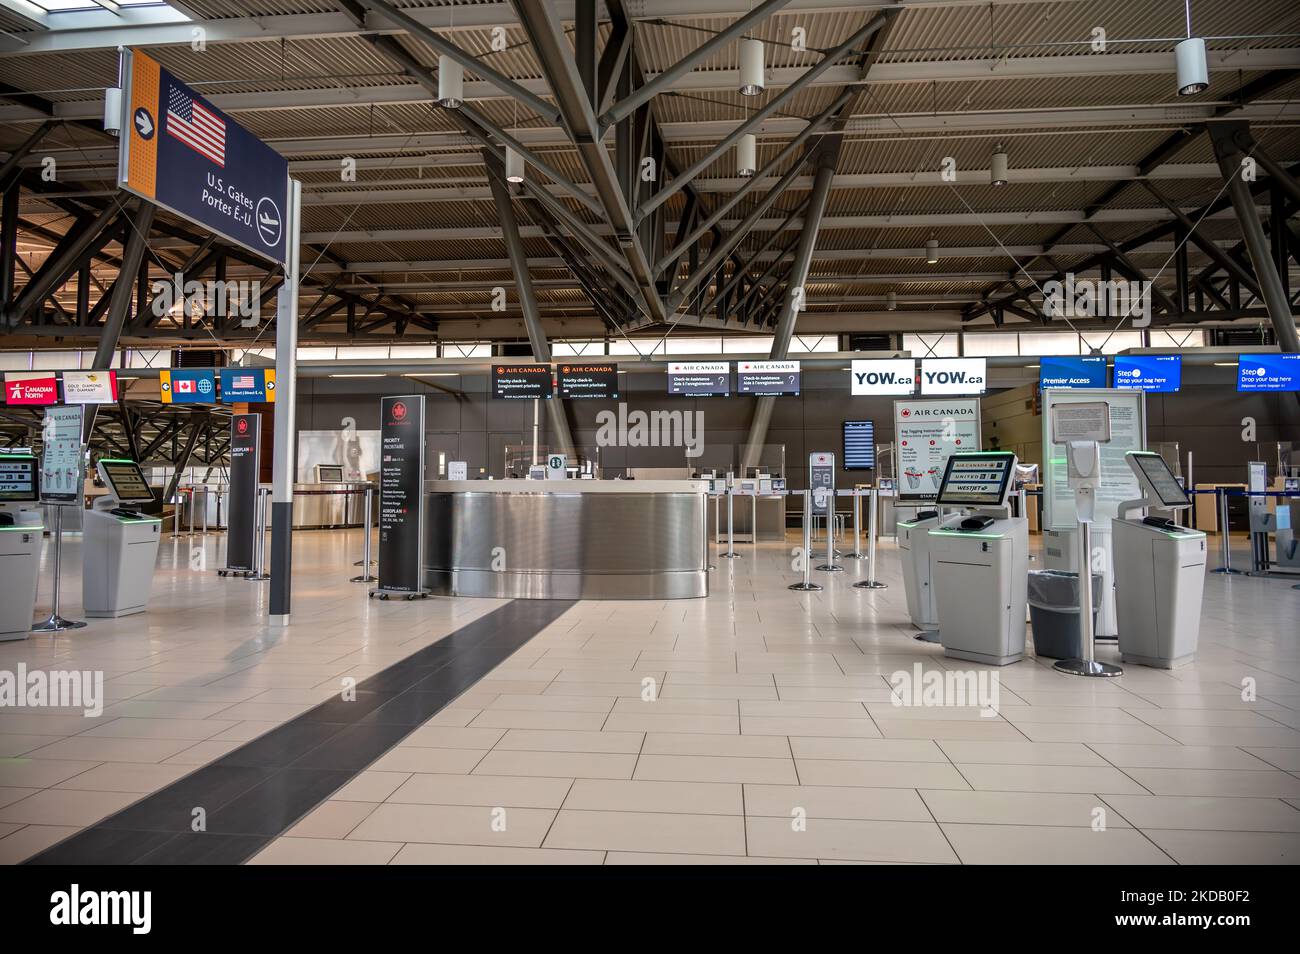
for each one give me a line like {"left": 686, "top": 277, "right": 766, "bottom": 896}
{"left": 1127, "top": 451, "right": 1190, "bottom": 508}
{"left": 935, "top": 453, "right": 1015, "bottom": 507}
{"left": 98, "top": 459, "right": 156, "bottom": 503}
{"left": 0, "top": 455, "right": 39, "bottom": 502}
{"left": 842, "top": 421, "right": 875, "bottom": 470}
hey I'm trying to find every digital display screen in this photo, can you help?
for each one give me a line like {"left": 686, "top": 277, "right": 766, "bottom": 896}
{"left": 1129, "top": 452, "right": 1190, "bottom": 508}
{"left": 1114, "top": 354, "right": 1181, "bottom": 392}
{"left": 1039, "top": 355, "right": 1108, "bottom": 389}
{"left": 667, "top": 362, "right": 730, "bottom": 396}
{"left": 557, "top": 364, "right": 618, "bottom": 400}
{"left": 0, "top": 456, "right": 38, "bottom": 502}
{"left": 936, "top": 453, "right": 1014, "bottom": 507}
{"left": 316, "top": 465, "right": 344, "bottom": 482}
{"left": 736, "top": 360, "right": 800, "bottom": 396}
{"left": 1236, "top": 353, "right": 1300, "bottom": 392}
{"left": 842, "top": 421, "right": 875, "bottom": 470}
{"left": 99, "top": 460, "right": 155, "bottom": 503}
{"left": 491, "top": 365, "right": 553, "bottom": 399}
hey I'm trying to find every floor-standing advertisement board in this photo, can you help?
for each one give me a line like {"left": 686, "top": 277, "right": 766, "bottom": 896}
{"left": 40, "top": 405, "right": 85, "bottom": 505}
{"left": 224, "top": 413, "right": 260, "bottom": 573}
{"left": 377, "top": 395, "right": 426, "bottom": 596}
{"left": 893, "top": 398, "right": 982, "bottom": 501}
{"left": 1041, "top": 387, "right": 1147, "bottom": 637}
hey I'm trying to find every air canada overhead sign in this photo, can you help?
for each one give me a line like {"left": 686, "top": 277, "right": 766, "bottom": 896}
{"left": 118, "top": 49, "right": 290, "bottom": 264}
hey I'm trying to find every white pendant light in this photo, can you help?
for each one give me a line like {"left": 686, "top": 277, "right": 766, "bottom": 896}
{"left": 437, "top": 54, "right": 464, "bottom": 108}
{"left": 737, "top": 134, "right": 757, "bottom": 178}
{"left": 925, "top": 239, "right": 939, "bottom": 264}
{"left": 739, "top": 38, "right": 765, "bottom": 96}
{"left": 990, "top": 144, "right": 1008, "bottom": 186}
{"left": 1175, "top": 2, "right": 1208, "bottom": 95}
{"left": 505, "top": 147, "right": 525, "bottom": 183}
{"left": 886, "top": 292, "right": 897, "bottom": 311}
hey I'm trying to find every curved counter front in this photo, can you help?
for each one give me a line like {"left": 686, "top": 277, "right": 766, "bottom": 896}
{"left": 423, "top": 480, "right": 709, "bottom": 600}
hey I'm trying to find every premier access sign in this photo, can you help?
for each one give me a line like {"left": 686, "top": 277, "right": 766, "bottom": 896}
{"left": 118, "top": 49, "right": 290, "bottom": 265}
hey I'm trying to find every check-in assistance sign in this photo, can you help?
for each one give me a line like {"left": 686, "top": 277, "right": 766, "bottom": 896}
{"left": 118, "top": 49, "right": 290, "bottom": 265}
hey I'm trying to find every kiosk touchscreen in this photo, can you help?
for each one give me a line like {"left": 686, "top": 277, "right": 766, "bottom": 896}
{"left": 1112, "top": 451, "right": 1207, "bottom": 668}
{"left": 0, "top": 454, "right": 44, "bottom": 640}
{"left": 926, "top": 452, "right": 1029, "bottom": 666}
{"left": 83, "top": 459, "right": 162, "bottom": 618}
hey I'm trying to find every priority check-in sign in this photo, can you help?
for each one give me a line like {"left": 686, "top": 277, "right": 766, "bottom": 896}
{"left": 117, "top": 49, "right": 290, "bottom": 264}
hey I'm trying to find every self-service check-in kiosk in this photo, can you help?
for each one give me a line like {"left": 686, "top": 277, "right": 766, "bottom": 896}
{"left": 83, "top": 459, "right": 161, "bottom": 618}
{"left": 928, "top": 452, "right": 1029, "bottom": 666}
{"left": 898, "top": 509, "right": 964, "bottom": 639}
{"left": 0, "top": 454, "right": 44, "bottom": 641}
{"left": 1112, "top": 451, "right": 1208, "bottom": 668}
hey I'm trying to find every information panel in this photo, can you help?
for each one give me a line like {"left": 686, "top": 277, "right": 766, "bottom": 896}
{"left": 40, "top": 405, "right": 84, "bottom": 505}
{"left": 377, "top": 395, "right": 425, "bottom": 594}
{"left": 61, "top": 370, "right": 119, "bottom": 405}
{"left": 492, "top": 364, "right": 553, "bottom": 400}
{"left": 919, "top": 358, "right": 987, "bottom": 395}
{"left": 737, "top": 360, "right": 800, "bottom": 396}
{"left": 667, "top": 362, "right": 730, "bottom": 396}
{"left": 850, "top": 359, "right": 915, "bottom": 395}
{"left": 4, "top": 372, "right": 58, "bottom": 406}
{"left": 557, "top": 364, "right": 618, "bottom": 400}
{"left": 809, "top": 451, "right": 835, "bottom": 515}
{"left": 1114, "top": 354, "right": 1181, "bottom": 392}
{"left": 119, "top": 49, "right": 290, "bottom": 265}
{"left": 1041, "top": 388, "right": 1146, "bottom": 531}
{"left": 225, "top": 413, "right": 260, "bottom": 572}
{"left": 842, "top": 421, "right": 875, "bottom": 470}
{"left": 160, "top": 368, "right": 217, "bottom": 404}
{"left": 1039, "top": 355, "right": 1108, "bottom": 389}
{"left": 893, "top": 398, "right": 981, "bottom": 501}
{"left": 1237, "top": 353, "right": 1300, "bottom": 392}
{"left": 220, "top": 367, "right": 276, "bottom": 403}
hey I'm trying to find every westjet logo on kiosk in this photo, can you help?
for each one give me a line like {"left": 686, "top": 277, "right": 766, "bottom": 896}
{"left": 850, "top": 359, "right": 915, "bottom": 395}
{"left": 919, "top": 358, "right": 987, "bottom": 394}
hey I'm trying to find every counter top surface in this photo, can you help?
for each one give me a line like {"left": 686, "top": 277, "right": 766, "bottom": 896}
{"left": 425, "top": 479, "right": 708, "bottom": 494}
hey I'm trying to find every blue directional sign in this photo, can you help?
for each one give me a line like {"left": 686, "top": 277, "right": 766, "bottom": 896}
{"left": 1236, "top": 353, "right": 1300, "bottom": 392}
{"left": 119, "top": 49, "right": 290, "bottom": 265}
{"left": 1114, "top": 354, "right": 1181, "bottom": 392}
{"left": 1040, "top": 355, "right": 1108, "bottom": 389}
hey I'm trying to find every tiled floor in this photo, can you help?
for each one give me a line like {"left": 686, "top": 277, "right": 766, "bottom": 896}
{"left": 1, "top": 527, "right": 1298, "bottom": 865}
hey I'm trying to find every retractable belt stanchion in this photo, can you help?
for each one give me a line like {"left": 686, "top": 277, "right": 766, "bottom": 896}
{"left": 815, "top": 488, "right": 842, "bottom": 572}
{"left": 845, "top": 489, "right": 864, "bottom": 559}
{"left": 200, "top": 487, "right": 208, "bottom": 535}
{"left": 722, "top": 473, "right": 740, "bottom": 559}
{"left": 1211, "top": 487, "right": 1242, "bottom": 575}
{"left": 351, "top": 485, "right": 378, "bottom": 583}
{"left": 31, "top": 505, "right": 87, "bottom": 633}
{"left": 789, "top": 489, "right": 822, "bottom": 592}
{"left": 247, "top": 487, "right": 272, "bottom": 581}
{"left": 854, "top": 486, "right": 888, "bottom": 590}
{"left": 171, "top": 489, "right": 185, "bottom": 538}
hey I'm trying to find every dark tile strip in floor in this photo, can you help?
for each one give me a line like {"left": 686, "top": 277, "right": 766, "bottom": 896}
{"left": 24, "top": 598, "right": 575, "bottom": 866}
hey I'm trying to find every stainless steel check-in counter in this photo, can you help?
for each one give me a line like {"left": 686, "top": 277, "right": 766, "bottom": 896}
{"left": 423, "top": 479, "right": 709, "bottom": 600}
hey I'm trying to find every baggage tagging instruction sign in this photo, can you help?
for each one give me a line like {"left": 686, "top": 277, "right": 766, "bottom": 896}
{"left": 118, "top": 49, "right": 290, "bottom": 265}
{"left": 893, "top": 398, "right": 981, "bottom": 501}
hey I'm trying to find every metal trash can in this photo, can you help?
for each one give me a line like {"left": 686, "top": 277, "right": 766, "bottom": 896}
{"left": 1027, "top": 570, "right": 1103, "bottom": 659}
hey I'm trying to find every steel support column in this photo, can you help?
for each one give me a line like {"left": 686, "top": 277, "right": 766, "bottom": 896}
{"left": 0, "top": 179, "right": 17, "bottom": 313}
{"left": 486, "top": 158, "right": 575, "bottom": 461}
{"left": 741, "top": 158, "right": 837, "bottom": 473}
{"left": 1210, "top": 122, "right": 1300, "bottom": 352}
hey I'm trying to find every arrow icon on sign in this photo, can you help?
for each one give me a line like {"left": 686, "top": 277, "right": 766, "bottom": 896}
{"left": 134, "top": 107, "right": 154, "bottom": 138}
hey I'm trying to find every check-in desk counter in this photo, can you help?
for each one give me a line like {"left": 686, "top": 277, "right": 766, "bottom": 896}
{"left": 292, "top": 482, "right": 374, "bottom": 528}
{"left": 708, "top": 494, "right": 786, "bottom": 542}
{"left": 424, "top": 479, "right": 709, "bottom": 600}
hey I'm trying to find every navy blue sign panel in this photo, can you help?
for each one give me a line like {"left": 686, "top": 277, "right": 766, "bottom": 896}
{"left": 120, "top": 49, "right": 289, "bottom": 265}
{"left": 1040, "top": 355, "right": 1108, "bottom": 389}
{"left": 1237, "top": 353, "right": 1300, "bottom": 392}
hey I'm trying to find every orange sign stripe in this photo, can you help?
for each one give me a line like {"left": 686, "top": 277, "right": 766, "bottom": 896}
{"left": 126, "top": 50, "right": 160, "bottom": 200}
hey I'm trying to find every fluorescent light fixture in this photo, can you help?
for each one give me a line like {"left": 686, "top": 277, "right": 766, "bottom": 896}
{"left": 403, "top": 372, "right": 459, "bottom": 377}
{"left": 328, "top": 373, "right": 386, "bottom": 378}
{"left": 739, "top": 38, "right": 765, "bottom": 96}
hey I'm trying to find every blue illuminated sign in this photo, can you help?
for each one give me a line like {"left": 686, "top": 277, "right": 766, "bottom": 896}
{"left": 1039, "top": 355, "right": 1108, "bottom": 389}
{"left": 1236, "top": 353, "right": 1300, "bottom": 392}
{"left": 1114, "top": 355, "right": 1181, "bottom": 392}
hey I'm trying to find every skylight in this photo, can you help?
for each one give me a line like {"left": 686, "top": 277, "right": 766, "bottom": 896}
{"left": 0, "top": 0, "right": 190, "bottom": 28}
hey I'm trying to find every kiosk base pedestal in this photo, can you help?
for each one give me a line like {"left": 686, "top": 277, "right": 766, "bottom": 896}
{"left": 1053, "top": 658, "right": 1123, "bottom": 677}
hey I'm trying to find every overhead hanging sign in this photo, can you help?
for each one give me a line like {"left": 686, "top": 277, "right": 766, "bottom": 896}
{"left": 1114, "top": 354, "right": 1181, "bottom": 392}
{"left": 894, "top": 398, "right": 981, "bottom": 501}
{"left": 850, "top": 359, "right": 915, "bottom": 395}
{"left": 737, "top": 360, "right": 800, "bottom": 396}
{"left": 557, "top": 364, "right": 618, "bottom": 400}
{"left": 1039, "top": 355, "right": 1108, "bottom": 390}
{"left": 220, "top": 367, "right": 276, "bottom": 403}
{"left": 118, "top": 48, "right": 291, "bottom": 265}
{"left": 491, "top": 364, "right": 553, "bottom": 400}
{"left": 159, "top": 368, "right": 217, "bottom": 404}
{"left": 919, "top": 358, "right": 987, "bottom": 395}
{"left": 667, "top": 361, "right": 730, "bottom": 396}
{"left": 377, "top": 395, "right": 426, "bottom": 595}
{"left": 4, "top": 372, "right": 58, "bottom": 406}
{"left": 1236, "top": 353, "right": 1300, "bottom": 392}
{"left": 61, "top": 370, "right": 119, "bottom": 405}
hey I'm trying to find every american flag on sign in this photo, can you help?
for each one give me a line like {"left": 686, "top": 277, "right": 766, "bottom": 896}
{"left": 231, "top": 374, "right": 254, "bottom": 389}
{"left": 166, "top": 85, "right": 225, "bottom": 167}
